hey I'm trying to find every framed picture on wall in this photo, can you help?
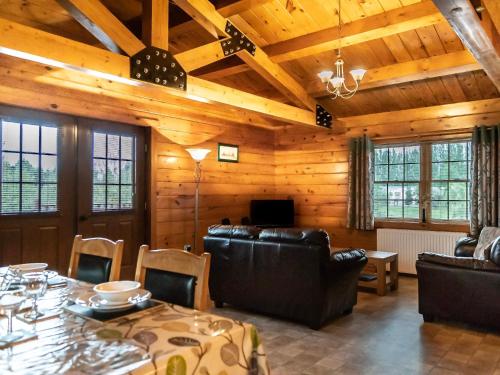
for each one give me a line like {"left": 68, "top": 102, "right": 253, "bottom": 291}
{"left": 218, "top": 143, "right": 239, "bottom": 163}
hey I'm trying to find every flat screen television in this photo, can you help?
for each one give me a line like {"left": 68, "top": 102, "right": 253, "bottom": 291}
{"left": 250, "top": 200, "right": 294, "bottom": 227}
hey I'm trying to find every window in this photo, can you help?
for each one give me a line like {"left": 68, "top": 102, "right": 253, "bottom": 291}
{"left": 431, "top": 141, "right": 471, "bottom": 221}
{"left": 92, "top": 132, "right": 135, "bottom": 211}
{"left": 374, "top": 140, "right": 471, "bottom": 223}
{"left": 374, "top": 145, "right": 421, "bottom": 220}
{"left": 1, "top": 120, "right": 58, "bottom": 214}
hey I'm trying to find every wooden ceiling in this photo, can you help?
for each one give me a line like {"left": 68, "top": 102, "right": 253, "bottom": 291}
{"left": 0, "top": 0, "right": 498, "bottom": 121}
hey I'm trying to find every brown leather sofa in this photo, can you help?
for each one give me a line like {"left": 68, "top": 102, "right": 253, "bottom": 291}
{"left": 416, "top": 236, "right": 500, "bottom": 330}
{"left": 203, "top": 225, "right": 367, "bottom": 329}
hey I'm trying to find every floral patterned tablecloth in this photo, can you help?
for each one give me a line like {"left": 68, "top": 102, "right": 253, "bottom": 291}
{"left": 0, "top": 279, "right": 269, "bottom": 375}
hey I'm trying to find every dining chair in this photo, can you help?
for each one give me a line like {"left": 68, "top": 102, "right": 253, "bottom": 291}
{"left": 68, "top": 235, "right": 124, "bottom": 284}
{"left": 135, "top": 246, "right": 211, "bottom": 311}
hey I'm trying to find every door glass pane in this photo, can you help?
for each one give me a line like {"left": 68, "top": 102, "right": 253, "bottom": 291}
{"left": 22, "top": 154, "right": 39, "bottom": 182}
{"left": 21, "top": 183, "right": 39, "bottom": 212}
{"left": 1, "top": 183, "right": 19, "bottom": 213}
{"left": 22, "top": 124, "right": 39, "bottom": 153}
{"left": 107, "top": 135, "right": 120, "bottom": 159}
{"left": 93, "top": 133, "right": 106, "bottom": 158}
{"left": 41, "top": 126, "right": 57, "bottom": 154}
{"left": 2, "top": 122, "right": 20, "bottom": 151}
{"left": 2, "top": 153, "right": 20, "bottom": 182}
{"left": 41, "top": 184, "right": 57, "bottom": 212}
{"left": 41, "top": 155, "right": 57, "bottom": 183}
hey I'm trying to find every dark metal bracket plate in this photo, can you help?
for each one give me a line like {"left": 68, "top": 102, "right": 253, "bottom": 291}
{"left": 130, "top": 47, "right": 187, "bottom": 90}
{"left": 221, "top": 21, "right": 256, "bottom": 57}
{"left": 316, "top": 105, "right": 333, "bottom": 128}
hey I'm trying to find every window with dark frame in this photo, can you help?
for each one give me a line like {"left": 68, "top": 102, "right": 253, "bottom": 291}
{"left": 0, "top": 120, "right": 58, "bottom": 214}
{"left": 92, "top": 132, "right": 135, "bottom": 212}
{"left": 374, "top": 140, "right": 471, "bottom": 223}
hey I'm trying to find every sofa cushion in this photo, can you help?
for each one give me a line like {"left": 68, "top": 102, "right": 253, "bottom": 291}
{"left": 207, "top": 225, "right": 261, "bottom": 239}
{"left": 474, "top": 227, "right": 500, "bottom": 259}
{"left": 258, "top": 228, "right": 330, "bottom": 247}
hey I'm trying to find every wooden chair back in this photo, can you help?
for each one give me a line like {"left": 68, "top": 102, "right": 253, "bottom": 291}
{"left": 68, "top": 235, "right": 124, "bottom": 282}
{"left": 135, "top": 246, "right": 211, "bottom": 311}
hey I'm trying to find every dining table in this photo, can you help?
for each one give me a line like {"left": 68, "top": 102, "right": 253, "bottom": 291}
{"left": 0, "top": 275, "right": 270, "bottom": 375}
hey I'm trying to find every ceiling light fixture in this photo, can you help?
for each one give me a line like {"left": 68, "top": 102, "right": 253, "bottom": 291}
{"left": 317, "top": 0, "right": 367, "bottom": 99}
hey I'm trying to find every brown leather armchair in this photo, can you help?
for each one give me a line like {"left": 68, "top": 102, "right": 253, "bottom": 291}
{"left": 416, "top": 236, "right": 500, "bottom": 330}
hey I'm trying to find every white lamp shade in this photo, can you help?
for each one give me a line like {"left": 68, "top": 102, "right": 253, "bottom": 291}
{"left": 350, "top": 68, "right": 367, "bottom": 81}
{"left": 329, "top": 76, "right": 344, "bottom": 88}
{"left": 317, "top": 70, "right": 333, "bottom": 83}
{"left": 186, "top": 148, "right": 211, "bottom": 161}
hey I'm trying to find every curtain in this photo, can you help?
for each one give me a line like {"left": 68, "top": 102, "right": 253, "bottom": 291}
{"left": 470, "top": 125, "right": 500, "bottom": 236}
{"left": 347, "top": 135, "right": 374, "bottom": 230}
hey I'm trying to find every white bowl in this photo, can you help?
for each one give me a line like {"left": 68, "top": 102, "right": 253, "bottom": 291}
{"left": 93, "top": 281, "right": 141, "bottom": 304}
{"left": 10, "top": 263, "right": 48, "bottom": 274}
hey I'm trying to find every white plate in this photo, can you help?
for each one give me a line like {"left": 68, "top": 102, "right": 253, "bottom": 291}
{"left": 75, "top": 289, "right": 151, "bottom": 313}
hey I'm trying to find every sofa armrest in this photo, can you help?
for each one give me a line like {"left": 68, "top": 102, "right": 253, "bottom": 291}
{"left": 330, "top": 248, "right": 366, "bottom": 264}
{"left": 418, "top": 252, "right": 500, "bottom": 273}
{"left": 454, "top": 237, "right": 477, "bottom": 257}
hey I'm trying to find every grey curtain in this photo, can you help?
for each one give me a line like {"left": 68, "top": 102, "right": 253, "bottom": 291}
{"left": 470, "top": 125, "right": 500, "bottom": 236}
{"left": 347, "top": 135, "right": 374, "bottom": 230}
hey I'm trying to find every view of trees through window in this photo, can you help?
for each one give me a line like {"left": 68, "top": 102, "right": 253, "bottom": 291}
{"left": 92, "top": 132, "right": 135, "bottom": 211}
{"left": 1, "top": 120, "right": 58, "bottom": 214}
{"left": 374, "top": 140, "right": 471, "bottom": 222}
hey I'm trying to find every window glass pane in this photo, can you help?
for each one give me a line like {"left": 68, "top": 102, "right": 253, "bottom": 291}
{"left": 432, "top": 182, "right": 448, "bottom": 200}
{"left": 41, "top": 155, "right": 57, "bottom": 183}
{"left": 450, "top": 201, "right": 467, "bottom": 220}
{"left": 107, "top": 160, "right": 119, "bottom": 184}
{"left": 120, "top": 160, "right": 132, "bottom": 184}
{"left": 388, "top": 200, "right": 403, "bottom": 218}
{"left": 404, "top": 183, "right": 419, "bottom": 203}
{"left": 404, "top": 201, "right": 419, "bottom": 219}
{"left": 120, "top": 185, "right": 133, "bottom": 209}
{"left": 432, "top": 162, "right": 448, "bottom": 180}
{"left": 93, "top": 159, "right": 106, "bottom": 184}
{"left": 41, "top": 126, "right": 57, "bottom": 154}
{"left": 449, "top": 142, "right": 467, "bottom": 161}
{"left": 449, "top": 161, "right": 467, "bottom": 180}
{"left": 405, "top": 164, "right": 420, "bottom": 181}
{"left": 374, "top": 183, "right": 387, "bottom": 200}
{"left": 374, "top": 165, "right": 388, "bottom": 181}
{"left": 107, "top": 135, "right": 120, "bottom": 159}
{"left": 41, "top": 184, "right": 57, "bottom": 212}
{"left": 22, "top": 154, "right": 39, "bottom": 182}
{"left": 375, "top": 148, "right": 388, "bottom": 164}
{"left": 22, "top": 124, "right": 39, "bottom": 153}
{"left": 449, "top": 182, "right": 467, "bottom": 200}
{"left": 21, "top": 183, "right": 39, "bottom": 212}
{"left": 121, "top": 136, "right": 133, "bottom": 160}
{"left": 2, "top": 121, "right": 20, "bottom": 151}
{"left": 432, "top": 200, "right": 448, "bottom": 220}
{"left": 388, "top": 183, "right": 403, "bottom": 201}
{"left": 374, "top": 200, "right": 387, "bottom": 218}
{"left": 389, "top": 164, "right": 404, "bottom": 181}
{"left": 432, "top": 143, "right": 448, "bottom": 162}
{"left": 107, "top": 185, "right": 119, "bottom": 209}
{"left": 93, "top": 133, "right": 106, "bottom": 158}
{"left": 389, "top": 147, "right": 404, "bottom": 164}
{"left": 1, "top": 183, "right": 19, "bottom": 213}
{"left": 93, "top": 185, "right": 106, "bottom": 211}
{"left": 2, "top": 153, "right": 20, "bottom": 182}
{"left": 405, "top": 146, "right": 420, "bottom": 163}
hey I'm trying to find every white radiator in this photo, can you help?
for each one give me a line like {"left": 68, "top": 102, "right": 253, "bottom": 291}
{"left": 376, "top": 229, "right": 467, "bottom": 274}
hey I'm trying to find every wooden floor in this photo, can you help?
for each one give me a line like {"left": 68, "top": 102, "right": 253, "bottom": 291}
{"left": 211, "top": 276, "right": 500, "bottom": 374}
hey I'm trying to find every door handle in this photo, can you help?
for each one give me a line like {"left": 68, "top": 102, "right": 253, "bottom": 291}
{"left": 79, "top": 215, "right": 88, "bottom": 222}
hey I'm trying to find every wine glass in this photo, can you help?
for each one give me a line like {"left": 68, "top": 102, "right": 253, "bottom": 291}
{"left": 22, "top": 272, "right": 48, "bottom": 321}
{"left": 0, "top": 285, "right": 26, "bottom": 343}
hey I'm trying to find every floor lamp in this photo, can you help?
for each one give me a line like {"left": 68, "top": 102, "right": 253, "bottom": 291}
{"left": 186, "top": 148, "right": 211, "bottom": 252}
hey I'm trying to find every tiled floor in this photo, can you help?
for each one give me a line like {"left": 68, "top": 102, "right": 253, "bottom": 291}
{"left": 211, "top": 276, "right": 500, "bottom": 374}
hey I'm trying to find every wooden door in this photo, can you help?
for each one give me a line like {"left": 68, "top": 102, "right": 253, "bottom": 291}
{"left": 0, "top": 106, "right": 76, "bottom": 274}
{"left": 76, "top": 119, "right": 146, "bottom": 279}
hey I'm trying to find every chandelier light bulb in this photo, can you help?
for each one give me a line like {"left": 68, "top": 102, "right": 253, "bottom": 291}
{"left": 350, "top": 68, "right": 367, "bottom": 82}
{"left": 317, "top": 70, "right": 333, "bottom": 83}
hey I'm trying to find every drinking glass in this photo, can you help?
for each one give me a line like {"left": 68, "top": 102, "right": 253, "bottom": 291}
{"left": 22, "top": 272, "right": 48, "bottom": 320}
{"left": 0, "top": 285, "right": 26, "bottom": 342}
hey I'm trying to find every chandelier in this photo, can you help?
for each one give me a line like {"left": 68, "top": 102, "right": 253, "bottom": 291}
{"left": 317, "top": 0, "right": 367, "bottom": 99}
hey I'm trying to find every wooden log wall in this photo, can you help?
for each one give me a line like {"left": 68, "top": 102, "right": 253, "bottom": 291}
{"left": 152, "top": 126, "right": 276, "bottom": 252}
{"left": 274, "top": 104, "right": 500, "bottom": 250}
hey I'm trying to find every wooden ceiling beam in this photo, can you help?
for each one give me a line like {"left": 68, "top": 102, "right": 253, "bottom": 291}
{"left": 482, "top": 0, "right": 500, "bottom": 37}
{"left": 175, "top": 40, "right": 230, "bottom": 72}
{"left": 173, "top": 0, "right": 319, "bottom": 111}
{"left": 56, "top": 0, "right": 145, "bottom": 56}
{"left": 308, "top": 50, "right": 481, "bottom": 97}
{"left": 142, "top": 0, "right": 169, "bottom": 50}
{"left": 432, "top": 0, "right": 500, "bottom": 90}
{"left": 0, "top": 17, "right": 317, "bottom": 128}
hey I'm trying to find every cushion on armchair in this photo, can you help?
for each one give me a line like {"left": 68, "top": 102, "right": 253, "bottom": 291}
{"left": 474, "top": 227, "right": 500, "bottom": 259}
{"left": 418, "top": 252, "right": 500, "bottom": 272}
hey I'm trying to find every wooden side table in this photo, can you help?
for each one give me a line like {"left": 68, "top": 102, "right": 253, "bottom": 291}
{"left": 358, "top": 250, "right": 398, "bottom": 296}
